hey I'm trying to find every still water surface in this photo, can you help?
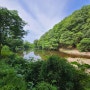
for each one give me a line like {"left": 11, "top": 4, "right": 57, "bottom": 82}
{"left": 23, "top": 50, "right": 90, "bottom": 60}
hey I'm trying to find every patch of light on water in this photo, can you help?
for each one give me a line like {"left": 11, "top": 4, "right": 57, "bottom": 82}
{"left": 23, "top": 51, "right": 41, "bottom": 60}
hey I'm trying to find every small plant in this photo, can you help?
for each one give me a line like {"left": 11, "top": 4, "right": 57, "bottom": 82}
{"left": 77, "top": 38, "right": 90, "bottom": 52}
{"left": 35, "top": 82, "right": 57, "bottom": 90}
{"left": 1, "top": 45, "right": 13, "bottom": 57}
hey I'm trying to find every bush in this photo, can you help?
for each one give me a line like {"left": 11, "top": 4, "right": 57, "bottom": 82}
{"left": 40, "top": 56, "right": 88, "bottom": 90}
{"left": 1, "top": 45, "right": 13, "bottom": 57}
{"left": 77, "top": 38, "right": 90, "bottom": 52}
{"left": 0, "top": 61, "right": 26, "bottom": 90}
{"left": 35, "top": 82, "right": 57, "bottom": 90}
{"left": 1, "top": 54, "right": 89, "bottom": 90}
{"left": 24, "top": 60, "right": 43, "bottom": 85}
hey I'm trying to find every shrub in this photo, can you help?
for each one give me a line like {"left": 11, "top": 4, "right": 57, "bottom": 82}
{"left": 24, "top": 60, "right": 43, "bottom": 85}
{"left": 77, "top": 38, "right": 90, "bottom": 52}
{"left": 40, "top": 56, "right": 88, "bottom": 90}
{"left": 1, "top": 45, "right": 13, "bottom": 57}
{"left": 35, "top": 82, "right": 57, "bottom": 90}
{"left": 0, "top": 61, "right": 26, "bottom": 90}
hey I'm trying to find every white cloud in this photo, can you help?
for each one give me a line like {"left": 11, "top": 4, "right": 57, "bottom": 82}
{"left": 26, "top": 0, "right": 69, "bottom": 30}
{"left": 0, "top": 0, "right": 76, "bottom": 42}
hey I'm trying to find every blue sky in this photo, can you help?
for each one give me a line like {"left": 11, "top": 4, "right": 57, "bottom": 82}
{"left": 0, "top": 0, "right": 90, "bottom": 42}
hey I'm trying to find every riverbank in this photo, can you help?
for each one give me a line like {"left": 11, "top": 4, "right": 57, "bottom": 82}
{"left": 59, "top": 48, "right": 90, "bottom": 56}
{"left": 59, "top": 48, "right": 90, "bottom": 64}
{"left": 67, "top": 57, "right": 90, "bottom": 64}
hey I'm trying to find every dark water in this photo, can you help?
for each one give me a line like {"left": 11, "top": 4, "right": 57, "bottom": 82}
{"left": 23, "top": 50, "right": 90, "bottom": 60}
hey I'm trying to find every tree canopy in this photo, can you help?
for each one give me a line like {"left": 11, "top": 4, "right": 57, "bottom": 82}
{"left": 36, "top": 5, "right": 90, "bottom": 51}
{"left": 0, "top": 7, "right": 26, "bottom": 56}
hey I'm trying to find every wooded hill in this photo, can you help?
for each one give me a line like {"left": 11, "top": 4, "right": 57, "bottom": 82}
{"left": 35, "top": 5, "right": 90, "bottom": 51}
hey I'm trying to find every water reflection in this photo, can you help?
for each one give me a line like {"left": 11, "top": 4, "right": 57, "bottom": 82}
{"left": 23, "top": 50, "right": 90, "bottom": 60}
{"left": 23, "top": 51, "right": 41, "bottom": 60}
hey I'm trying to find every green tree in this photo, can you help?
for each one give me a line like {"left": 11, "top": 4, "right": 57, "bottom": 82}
{"left": 0, "top": 7, "right": 26, "bottom": 56}
{"left": 24, "top": 41, "right": 33, "bottom": 50}
{"left": 37, "top": 5, "right": 90, "bottom": 51}
{"left": 34, "top": 40, "right": 39, "bottom": 49}
{"left": 60, "top": 31, "right": 75, "bottom": 46}
{"left": 77, "top": 38, "right": 90, "bottom": 51}
{"left": 6, "top": 38, "right": 24, "bottom": 52}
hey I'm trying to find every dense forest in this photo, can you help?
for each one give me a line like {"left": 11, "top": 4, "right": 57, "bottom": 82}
{"left": 35, "top": 5, "right": 90, "bottom": 51}
{"left": 0, "top": 6, "right": 90, "bottom": 90}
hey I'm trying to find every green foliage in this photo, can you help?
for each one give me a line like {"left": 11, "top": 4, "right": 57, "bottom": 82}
{"left": 60, "top": 31, "right": 75, "bottom": 46}
{"left": 6, "top": 38, "right": 24, "bottom": 52}
{"left": 1, "top": 45, "right": 13, "bottom": 57}
{"left": 34, "top": 82, "right": 57, "bottom": 90}
{"left": 37, "top": 5, "right": 90, "bottom": 51}
{"left": 34, "top": 40, "right": 39, "bottom": 48}
{"left": 40, "top": 56, "right": 88, "bottom": 90}
{"left": 24, "top": 60, "right": 43, "bottom": 85}
{"left": 0, "top": 7, "right": 26, "bottom": 55}
{"left": 0, "top": 61, "right": 26, "bottom": 90}
{"left": 24, "top": 41, "right": 34, "bottom": 50}
{"left": 1, "top": 54, "right": 89, "bottom": 90}
{"left": 71, "top": 61, "right": 90, "bottom": 71}
{"left": 77, "top": 38, "right": 90, "bottom": 51}
{"left": 85, "top": 76, "right": 90, "bottom": 90}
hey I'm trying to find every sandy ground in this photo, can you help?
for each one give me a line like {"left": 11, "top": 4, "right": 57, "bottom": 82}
{"left": 59, "top": 48, "right": 90, "bottom": 64}
{"left": 59, "top": 48, "right": 90, "bottom": 56}
{"left": 67, "top": 57, "right": 90, "bottom": 64}
{"left": 59, "top": 48, "right": 90, "bottom": 73}
{"left": 67, "top": 57, "right": 90, "bottom": 74}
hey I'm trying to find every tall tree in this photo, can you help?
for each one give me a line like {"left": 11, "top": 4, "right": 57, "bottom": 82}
{"left": 0, "top": 7, "right": 26, "bottom": 56}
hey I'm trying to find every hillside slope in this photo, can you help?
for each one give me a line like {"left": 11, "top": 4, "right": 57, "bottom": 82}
{"left": 36, "top": 5, "right": 90, "bottom": 51}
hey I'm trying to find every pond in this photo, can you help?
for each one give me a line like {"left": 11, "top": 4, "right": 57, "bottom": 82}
{"left": 23, "top": 49, "right": 90, "bottom": 60}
